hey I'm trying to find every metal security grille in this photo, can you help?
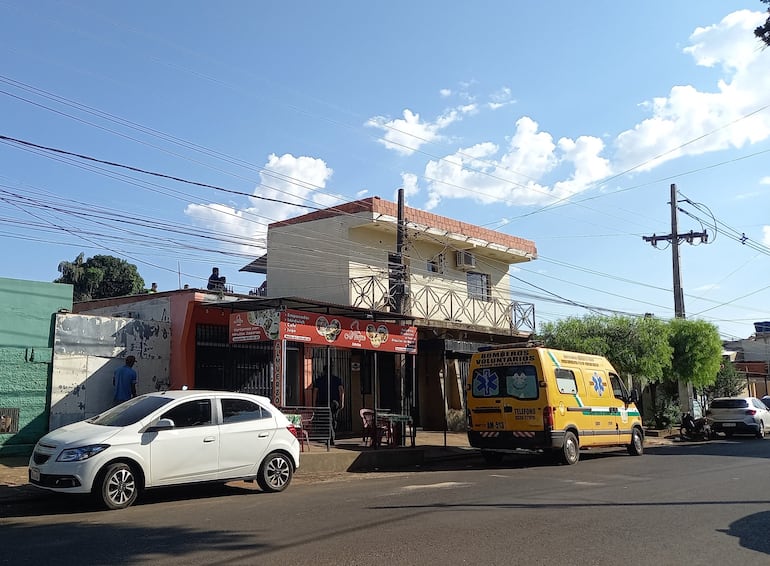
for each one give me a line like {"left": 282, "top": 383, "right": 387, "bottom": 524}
{"left": 195, "top": 324, "right": 274, "bottom": 396}
{"left": 0, "top": 408, "right": 19, "bottom": 434}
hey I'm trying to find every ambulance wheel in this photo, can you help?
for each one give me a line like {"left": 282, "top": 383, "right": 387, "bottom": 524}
{"left": 560, "top": 431, "right": 579, "bottom": 465}
{"left": 481, "top": 451, "right": 504, "bottom": 465}
{"left": 628, "top": 427, "right": 644, "bottom": 456}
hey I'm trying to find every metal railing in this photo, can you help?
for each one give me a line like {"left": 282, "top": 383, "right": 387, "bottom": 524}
{"left": 350, "top": 276, "right": 535, "bottom": 334}
{"left": 279, "top": 405, "right": 333, "bottom": 451}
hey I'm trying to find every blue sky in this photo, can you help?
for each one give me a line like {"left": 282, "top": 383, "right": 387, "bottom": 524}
{"left": 1, "top": 1, "right": 768, "bottom": 341}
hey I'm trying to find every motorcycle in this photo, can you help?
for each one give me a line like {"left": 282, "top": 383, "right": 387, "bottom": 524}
{"left": 679, "top": 412, "right": 714, "bottom": 441}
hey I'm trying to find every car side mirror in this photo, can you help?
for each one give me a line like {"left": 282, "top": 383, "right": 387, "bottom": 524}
{"left": 146, "top": 418, "right": 175, "bottom": 432}
{"left": 627, "top": 389, "right": 639, "bottom": 405}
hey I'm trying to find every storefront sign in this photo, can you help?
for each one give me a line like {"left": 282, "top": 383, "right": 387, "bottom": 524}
{"left": 281, "top": 309, "right": 417, "bottom": 354}
{"left": 229, "top": 310, "right": 281, "bottom": 342}
{"left": 229, "top": 308, "right": 417, "bottom": 354}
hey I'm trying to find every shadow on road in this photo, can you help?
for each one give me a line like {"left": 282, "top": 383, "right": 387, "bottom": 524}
{"left": 720, "top": 510, "right": 770, "bottom": 555}
{"left": 0, "top": 519, "right": 264, "bottom": 565}
{"left": 1, "top": 481, "right": 265, "bottom": 519}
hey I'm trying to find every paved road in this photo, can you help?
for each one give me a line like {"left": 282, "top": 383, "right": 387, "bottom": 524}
{"left": 2, "top": 439, "right": 769, "bottom": 565}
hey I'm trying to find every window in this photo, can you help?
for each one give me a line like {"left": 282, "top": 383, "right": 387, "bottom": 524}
{"left": 504, "top": 365, "right": 538, "bottom": 399}
{"left": 427, "top": 253, "right": 445, "bottom": 274}
{"left": 555, "top": 368, "right": 578, "bottom": 394}
{"left": 466, "top": 272, "right": 490, "bottom": 301}
{"left": 609, "top": 373, "right": 628, "bottom": 400}
{"left": 221, "top": 398, "right": 270, "bottom": 423}
{"left": 162, "top": 399, "right": 213, "bottom": 428}
{"left": 471, "top": 365, "right": 539, "bottom": 400}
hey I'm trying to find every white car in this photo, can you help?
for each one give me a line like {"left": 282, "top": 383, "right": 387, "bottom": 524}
{"left": 708, "top": 396, "right": 770, "bottom": 438}
{"left": 28, "top": 390, "right": 300, "bottom": 509}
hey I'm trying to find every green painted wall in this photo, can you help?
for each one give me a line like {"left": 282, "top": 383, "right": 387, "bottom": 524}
{"left": 0, "top": 277, "right": 72, "bottom": 457}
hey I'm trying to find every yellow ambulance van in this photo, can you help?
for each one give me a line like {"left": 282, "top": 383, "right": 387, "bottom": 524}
{"left": 466, "top": 344, "right": 643, "bottom": 465}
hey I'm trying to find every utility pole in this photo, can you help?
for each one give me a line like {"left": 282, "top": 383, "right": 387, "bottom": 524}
{"left": 395, "top": 189, "right": 407, "bottom": 315}
{"left": 395, "top": 189, "right": 408, "bottom": 432}
{"left": 642, "top": 183, "right": 708, "bottom": 415}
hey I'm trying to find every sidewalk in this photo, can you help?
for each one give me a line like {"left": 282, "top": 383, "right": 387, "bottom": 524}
{"left": 0, "top": 430, "right": 674, "bottom": 505}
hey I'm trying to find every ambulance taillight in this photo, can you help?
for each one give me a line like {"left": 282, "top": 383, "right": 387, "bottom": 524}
{"left": 543, "top": 406, "right": 554, "bottom": 430}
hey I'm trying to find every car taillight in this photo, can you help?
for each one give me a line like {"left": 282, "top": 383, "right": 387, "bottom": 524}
{"left": 543, "top": 406, "right": 554, "bottom": 430}
{"left": 746, "top": 409, "right": 757, "bottom": 416}
{"left": 287, "top": 424, "right": 298, "bottom": 438}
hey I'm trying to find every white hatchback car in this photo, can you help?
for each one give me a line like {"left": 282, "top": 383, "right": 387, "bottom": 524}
{"left": 708, "top": 397, "right": 770, "bottom": 438}
{"left": 28, "top": 390, "right": 300, "bottom": 509}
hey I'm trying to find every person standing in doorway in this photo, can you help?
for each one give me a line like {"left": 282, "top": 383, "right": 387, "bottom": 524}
{"left": 313, "top": 365, "right": 344, "bottom": 445}
{"left": 113, "top": 355, "right": 137, "bottom": 406}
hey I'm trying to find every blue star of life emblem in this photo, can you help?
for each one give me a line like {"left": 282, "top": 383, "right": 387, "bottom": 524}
{"left": 475, "top": 369, "right": 499, "bottom": 396}
{"left": 591, "top": 373, "right": 605, "bottom": 395}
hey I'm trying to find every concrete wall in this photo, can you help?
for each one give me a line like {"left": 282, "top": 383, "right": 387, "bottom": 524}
{"left": 267, "top": 215, "right": 354, "bottom": 304}
{"left": 0, "top": 277, "right": 73, "bottom": 456}
{"left": 50, "top": 313, "right": 171, "bottom": 429}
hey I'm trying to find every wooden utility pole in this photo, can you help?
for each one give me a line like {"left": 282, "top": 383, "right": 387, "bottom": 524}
{"left": 642, "top": 183, "right": 708, "bottom": 415}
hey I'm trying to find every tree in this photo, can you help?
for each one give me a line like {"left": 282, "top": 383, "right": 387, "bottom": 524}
{"left": 757, "top": 1, "right": 770, "bottom": 47}
{"left": 668, "top": 318, "right": 723, "bottom": 390}
{"left": 55, "top": 253, "right": 145, "bottom": 301}
{"left": 538, "top": 314, "right": 672, "bottom": 387}
{"left": 699, "top": 360, "right": 746, "bottom": 408}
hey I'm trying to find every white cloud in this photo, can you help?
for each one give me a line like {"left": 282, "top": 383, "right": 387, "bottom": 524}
{"left": 694, "top": 283, "right": 720, "bottom": 293}
{"left": 185, "top": 153, "right": 336, "bottom": 254}
{"left": 488, "top": 86, "right": 515, "bottom": 110}
{"left": 422, "top": 117, "right": 610, "bottom": 209}
{"left": 400, "top": 172, "right": 420, "bottom": 201}
{"left": 366, "top": 108, "right": 461, "bottom": 155}
{"left": 614, "top": 9, "right": 770, "bottom": 173}
{"left": 439, "top": 88, "right": 452, "bottom": 98}
{"left": 761, "top": 176, "right": 770, "bottom": 185}
{"left": 415, "top": 9, "right": 770, "bottom": 211}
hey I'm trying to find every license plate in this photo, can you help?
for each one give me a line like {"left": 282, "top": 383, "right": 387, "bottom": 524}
{"left": 722, "top": 423, "right": 736, "bottom": 428}
{"left": 30, "top": 467, "right": 40, "bottom": 482}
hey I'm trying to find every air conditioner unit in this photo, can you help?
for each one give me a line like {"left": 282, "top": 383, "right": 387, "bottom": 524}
{"left": 455, "top": 250, "right": 476, "bottom": 270}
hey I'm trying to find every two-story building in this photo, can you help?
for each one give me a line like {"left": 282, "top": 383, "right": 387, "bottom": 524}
{"left": 239, "top": 196, "right": 538, "bottom": 430}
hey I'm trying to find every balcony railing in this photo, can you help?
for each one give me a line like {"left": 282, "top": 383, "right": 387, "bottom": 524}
{"left": 350, "top": 276, "right": 535, "bottom": 335}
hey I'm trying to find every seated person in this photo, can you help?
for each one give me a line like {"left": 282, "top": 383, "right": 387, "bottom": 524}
{"left": 207, "top": 267, "right": 226, "bottom": 291}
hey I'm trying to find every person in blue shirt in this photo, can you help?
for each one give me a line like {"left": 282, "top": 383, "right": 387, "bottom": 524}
{"left": 113, "top": 355, "right": 138, "bottom": 405}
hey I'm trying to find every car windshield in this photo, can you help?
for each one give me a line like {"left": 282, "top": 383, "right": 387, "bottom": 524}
{"left": 710, "top": 399, "right": 748, "bottom": 409}
{"left": 89, "top": 396, "right": 174, "bottom": 427}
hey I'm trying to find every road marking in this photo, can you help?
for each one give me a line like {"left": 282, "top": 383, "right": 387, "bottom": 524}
{"left": 402, "top": 481, "right": 470, "bottom": 491}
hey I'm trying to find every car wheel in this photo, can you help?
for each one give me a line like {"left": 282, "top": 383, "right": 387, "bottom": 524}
{"left": 560, "top": 431, "right": 579, "bottom": 465}
{"left": 96, "top": 462, "right": 139, "bottom": 510}
{"left": 481, "top": 451, "right": 504, "bottom": 465}
{"left": 257, "top": 451, "right": 293, "bottom": 493}
{"left": 628, "top": 427, "right": 644, "bottom": 456}
{"left": 756, "top": 421, "right": 765, "bottom": 439}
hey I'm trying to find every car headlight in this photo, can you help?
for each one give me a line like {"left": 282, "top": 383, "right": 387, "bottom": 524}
{"left": 57, "top": 444, "right": 110, "bottom": 462}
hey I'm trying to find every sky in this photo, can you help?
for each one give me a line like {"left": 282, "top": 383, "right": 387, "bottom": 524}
{"left": 1, "top": 1, "right": 769, "bottom": 341}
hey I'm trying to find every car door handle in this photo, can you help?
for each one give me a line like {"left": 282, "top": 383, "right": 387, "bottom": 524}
{"left": 258, "top": 433, "right": 269, "bottom": 438}
{"left": 203, "top": 436, "right": 216, "bottom": 443}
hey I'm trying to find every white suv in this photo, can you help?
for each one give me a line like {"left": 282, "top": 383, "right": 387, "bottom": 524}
{"left": 29, "top": 390, "right": 300, "bottom": 509}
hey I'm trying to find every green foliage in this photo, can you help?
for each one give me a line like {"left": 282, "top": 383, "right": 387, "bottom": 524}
{"left": 55, "top": 253, "right": 145, "bottom": 301}
{"left": 668, "top": 318, "right": 722, "bottom": 388}
{"left": 538, "top": 315, "right": 672, "bottom": 386}
{"left": 699, "top": 361, "right": 746, "bottom": 406}
{"left": 757, "top": 0, "right": 770, "bottom": 47}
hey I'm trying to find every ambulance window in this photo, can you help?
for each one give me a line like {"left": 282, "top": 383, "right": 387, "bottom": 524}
{"left": 609, "top": 373, "right": 628, "bottom": 399}
{"left": 555, "top": 368, "right": 578, "bottom": 394}
{"left": 504, "top": 365, "right": 538, "bottom": 400}
{"left": 471, "top": 368, "right": 502, "bottom": 398}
